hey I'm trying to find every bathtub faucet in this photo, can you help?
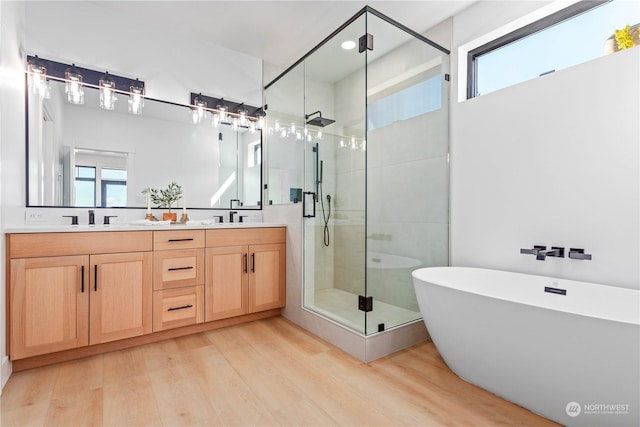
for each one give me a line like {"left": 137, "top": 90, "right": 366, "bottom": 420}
{"left": 536, "top": 247, "right": 565, "bottom": 261}
{"left": 520, "top": 245, "right": 546, "bottom": 257}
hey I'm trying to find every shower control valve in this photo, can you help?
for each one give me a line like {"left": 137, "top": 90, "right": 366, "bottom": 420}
{"left": 568, "top": 248, "right": 592, "bottom": 260}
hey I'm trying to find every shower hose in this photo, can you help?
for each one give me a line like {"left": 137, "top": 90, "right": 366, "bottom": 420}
{"left": 319, "top": 185, "right": 331, "bottom": 247}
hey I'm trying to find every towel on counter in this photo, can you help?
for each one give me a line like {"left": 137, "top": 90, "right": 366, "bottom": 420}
{"left": 128, "top": 219, "right": 173, "bottom": 226}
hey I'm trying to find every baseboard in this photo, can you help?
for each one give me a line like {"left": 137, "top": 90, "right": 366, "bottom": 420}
{"left": 1, "top": 355, "right": 12, "bottom": 395}
{"left": 364, "top": 320, "right": 430, "bottom": 362}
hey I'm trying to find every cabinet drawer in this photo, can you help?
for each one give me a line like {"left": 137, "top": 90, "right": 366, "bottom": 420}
{"left": 153, "top": 285, "right": 204, "bottom": 332}
{"left": 153, "top": 249, "right": 204, "bottom": 290}
{"left": 8, "top": 231, "right": 152, "bottom": 258}
{"left": 154, "top": 230, "right": 205, "bottom": 250}
{"left": 206, "top": 227, "right": 285, "bottom": 247}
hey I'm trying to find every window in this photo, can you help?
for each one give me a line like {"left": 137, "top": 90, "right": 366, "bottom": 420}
{"left": 368, "top": 75, "right": 442, "bottom": 130}
{"left": 468, "top": 0, "right": 639, "bottom": 98}
{"left": 100, "top": 168, "right": 127, "bottom": 207}
{"left": 75, "top": 166, "right": 96, "bottom": 206}
{"left": 247, "top": 141, "right": 262, "bottom": 168}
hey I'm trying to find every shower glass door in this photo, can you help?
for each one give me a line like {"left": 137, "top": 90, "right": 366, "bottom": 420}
{"left": 364, "top": 14, "right": 450, "bottom": 334}
{"left": 302, "top": 14, "right": 368, "bottom": 333}
{"left": 264, "top": 7, "right": 452, "bottom": 336}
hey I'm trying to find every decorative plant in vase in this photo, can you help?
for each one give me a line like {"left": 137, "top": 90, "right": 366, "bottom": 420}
{"left": 145, "top": 182, "right": 183, "bottom": 221}
{"left": 614, "top": 24, "right": 637, "bottom": 50}
{"left": 605, "top": 23, "right": 639, "bottom": 54}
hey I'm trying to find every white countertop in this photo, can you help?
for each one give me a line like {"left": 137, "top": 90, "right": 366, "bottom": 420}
{"left": 5, "top": 222, "right": 287, "bottom": 234}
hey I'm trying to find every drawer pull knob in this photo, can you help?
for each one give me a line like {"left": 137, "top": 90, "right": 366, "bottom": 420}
{"left": 168, "top": 238, "right": 194, "bottom": 242}
{"left": 168, "top": 304, "right": 193, "bottom": 311}
{"left": 167, "top": 266, "right": 194, "bottom": 271}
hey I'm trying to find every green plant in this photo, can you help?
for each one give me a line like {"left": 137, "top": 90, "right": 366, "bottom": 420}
{"left": 614, "top": 25, "right": 636, "bottom": 50}
{"left": 143, "top": 182, "right": 183, "bottom": 212}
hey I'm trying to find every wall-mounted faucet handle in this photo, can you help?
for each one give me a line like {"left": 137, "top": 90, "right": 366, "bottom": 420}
{"left": 537, "top": 246, "right": 565, "bottom": 261}
{"left": 520, "top": 245, "right": 546, "bottom": 255}
{"left": 103, "top": 215, "right": 118, "bottom": 225}
{"left": 63, "top": 215, "right": 79, "bottom": 225}
{"left": 213, "top": 215, "right": 224, "bottom": 223}
{"left": 238, "top": 215, "right": 248, "bottom": 223}
{"left": 569, "top": 248, "right": 592, "bottom": 260}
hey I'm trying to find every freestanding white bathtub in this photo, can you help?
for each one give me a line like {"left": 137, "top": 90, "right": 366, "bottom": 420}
{"left": 412, "top": 267, "right": 639, "bottom": 427}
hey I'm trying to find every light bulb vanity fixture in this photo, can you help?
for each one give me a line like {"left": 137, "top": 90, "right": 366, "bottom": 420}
{"left": 26, "top": 55, "right": 146, "bottom": 114}
{"left": 189, "top": 92, "right": 266, "bottom": 133}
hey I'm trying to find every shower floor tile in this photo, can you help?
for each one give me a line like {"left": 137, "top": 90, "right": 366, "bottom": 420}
{"left": 311, "top": 288, "right": 421, "bottom": 334}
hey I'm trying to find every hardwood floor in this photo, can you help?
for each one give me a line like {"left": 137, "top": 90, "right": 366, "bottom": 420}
{"left": 1, "top": 317, "right": 558, "bottom": 426}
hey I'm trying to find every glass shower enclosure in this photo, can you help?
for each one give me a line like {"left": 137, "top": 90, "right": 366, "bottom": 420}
{"left": 266, "top": 7, "right": 449, "bottom": 335}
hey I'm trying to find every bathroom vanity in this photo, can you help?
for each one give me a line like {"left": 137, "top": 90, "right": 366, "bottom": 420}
{"left": 5, "top": 224, "right": 285, "bottom": 370}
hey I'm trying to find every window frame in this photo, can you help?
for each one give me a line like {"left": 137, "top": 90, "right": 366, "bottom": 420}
{"left": 101, "top": 180, "right": 127, "bottom": 207}
{"left": 466, "top": 0, "right": 608, "bottom": 99}
{"left": 74, "top": 165, "right": 97, "bottom": 206}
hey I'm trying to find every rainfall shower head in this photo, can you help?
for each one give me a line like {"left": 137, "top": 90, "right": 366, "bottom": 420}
{"left": 305, "top": 111, "right": 335, "bottom": 127}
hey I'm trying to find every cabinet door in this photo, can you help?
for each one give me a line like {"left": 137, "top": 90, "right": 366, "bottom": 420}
{"left": 89, "top": 252, "right": 152, "bottom": 345}
{"left": 10, "top": 255, "right": 89, "bottom": 360}
{"left": 205, "top": 246, "right": 248, "bottom": 321}
{"left": 249, "top": 243, "right": 286, "bottom": 313}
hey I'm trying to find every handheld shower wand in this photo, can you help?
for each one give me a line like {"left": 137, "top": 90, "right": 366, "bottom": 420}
{"left": 318, "top": 160, "right": 331, "bottom": 247}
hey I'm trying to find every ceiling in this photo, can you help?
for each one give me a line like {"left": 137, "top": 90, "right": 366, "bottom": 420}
{"left": 88, "top": 1, "right": 477, "bottom": 82}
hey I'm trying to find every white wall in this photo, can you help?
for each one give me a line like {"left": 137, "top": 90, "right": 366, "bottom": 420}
{"left": 450, "top": 2, "right": 639, "bottom": 290}
{"left": 23, "top": 1, "right": 262, "bottom": 106}
{"left": 0, "top": 0, "right": 26, "bottom": 392}
{"left": 62, "top": 102, "right": 224, "bottom": 208}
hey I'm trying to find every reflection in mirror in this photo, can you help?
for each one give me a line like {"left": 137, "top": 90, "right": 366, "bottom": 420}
{"left": 27, "top": 80, "right": 262, "bottom": 209}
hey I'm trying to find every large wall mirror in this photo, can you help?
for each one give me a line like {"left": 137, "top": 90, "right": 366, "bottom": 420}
{"left": 27, "top": 80, "right": 262, "bottom": 209}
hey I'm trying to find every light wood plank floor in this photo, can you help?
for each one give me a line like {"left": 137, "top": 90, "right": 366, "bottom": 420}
{"left": 1, "top": 317, "right": 558, "bottom": 426}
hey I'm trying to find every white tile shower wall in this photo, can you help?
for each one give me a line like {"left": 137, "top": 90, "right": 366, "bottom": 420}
{"left": 450, "top": 44, "right": 640, "bottom": 289}
{"left": 366, "top": 111, "right": 449, "bottom": 308}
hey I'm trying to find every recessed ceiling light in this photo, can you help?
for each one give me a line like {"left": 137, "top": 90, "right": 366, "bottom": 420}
{"left": 341, "top": 40, "right": 356, "bottom": 50}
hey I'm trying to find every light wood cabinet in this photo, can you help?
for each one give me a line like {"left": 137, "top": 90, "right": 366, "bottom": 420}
{"left": 89, "top": 252, "right": 152, "bottom": 344}
{"left": 10, "top": 255, "right": 89, "bottom": 360}
{"left": 7, "top": 232, "right": 153, "bottom": 360}
{"left": 205, "top": 228, "right": 285, "bottom": 322}
{"left": 205, "top": 245, "right": 248, "bottom": 321}
{"left": 153, "top": 248, "right": 204, "bottom": 291}
{"left": 249, "top": 243, "right": 286, "bottom": 313}
{"left": 7, "top": 226, "right": 284, "bottom": 368}
{"left": 153, "top": 285, "right": 204, "bottom": 331}
{"left": 152, "top": 230, "right": 205, "bottom": 332}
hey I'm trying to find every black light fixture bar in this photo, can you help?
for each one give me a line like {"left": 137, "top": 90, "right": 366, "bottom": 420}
{"left": 189, "top": 92, "right": 262, "bottom": 119}
{"left": 27, "top": 55, "right": 144, "bottom": 93}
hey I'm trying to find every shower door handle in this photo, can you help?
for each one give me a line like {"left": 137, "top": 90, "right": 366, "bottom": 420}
{"left": 303, "top": 191, "right": 316, "bottom": 218}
